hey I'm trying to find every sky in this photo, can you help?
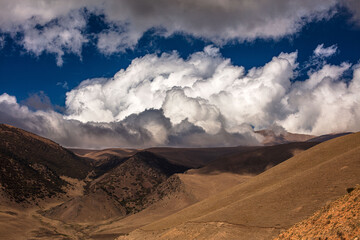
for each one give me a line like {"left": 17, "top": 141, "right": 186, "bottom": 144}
{"left": 0, "top": 0, "right": 360, "bottom": 148}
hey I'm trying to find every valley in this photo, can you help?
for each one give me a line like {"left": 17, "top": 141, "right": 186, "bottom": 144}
{"left": 0, "top": 123, "right": 358, "bottom": 240}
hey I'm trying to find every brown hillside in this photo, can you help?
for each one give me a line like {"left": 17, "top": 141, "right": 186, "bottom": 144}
{"left": 90, "top": 172, "right": 252, "bottom": 238}
{"left": 44, "top": 151, "right": 189, "bottom": 222}
{"left": 70, "top": 148, "right": 138, "bottom": 161}
{"left": 147, "top": 146, "right": 258, "bottom": 168}
{"left": 306, "top": 132, "right": 352, "bottom": 143}
{"left": 91, "top": 143, "right": 315, "bottom": 238}
{"left": 255, "top": 129, "right": 315, "bottom": 145}
{"left": 117, "top": 132, "right": 360, "bottom": 240}
{"left": 274, "top": 186, "right": 360, "bottom": 240}
{"left": 194, "top": 142, "right": 318, "bottom": 174}
{"left": 0, "top": 124, "right": 92, "bottom": 179}
{"left": 0, "top": 124, "right": 92, "bottom": 203}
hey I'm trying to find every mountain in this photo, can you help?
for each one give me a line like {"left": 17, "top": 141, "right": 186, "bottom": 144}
{"left": 43, "top": 151, "right": 189, "bottom": 222}
{"left": 146, "top": 146, "right": 258, "bottom": 168}
{"left": 0, "top": 124, "right": 92, "bottom": 179}
{"left": 117, "top": 132, "right": 360, "bottom": 240}
{"left": 306, "top": 132, "right": 352, "bottom": 143}
{"left": 255, "top": 129, "right": 315, "bottom": 145}
{"left": 193, "top": 142, "right": 318, "bottom": 174}
{"left": 0, "top": 124, "right": 92, "bottom": 203}
{"left": 1, "top": 123, "right": 358, "bottom": 240}
{"left": 88, "top": 142, "right": 318, "bottom": 238}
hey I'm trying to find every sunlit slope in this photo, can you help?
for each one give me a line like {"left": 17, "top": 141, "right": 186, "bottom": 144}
{"left": 121, "top": 132, "right": 360, "bottom": 239}
{"left": 274, "top": 186, "right": 360, "bottom": 239}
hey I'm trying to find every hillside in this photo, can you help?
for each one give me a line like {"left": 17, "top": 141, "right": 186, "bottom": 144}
{"left": 117, "top": 132, "right": 360, "bottom": 240}
{"left": 88, "top": 142, "right": 315, "bottom": 238}
{"left": 146, "top": 146, "right": 258, "bottom": 168}
{"left": 44, "top": 151, "right": 189, "bottom": 222}
{"left": 1, "top": 123, "right": 357, "bottom": 240}
{"left": 255, "top": 129, "right": 314, "bottom": 145}
{"left": 193, "top": 142, "right": 318, "bottom": 174}
{"left": 0, "top": 124, "right": 92, "bottom": 203}
{"left": 274, "top": 185, "right": 360, "bottom": 240}
{"left": 0, "top": 124, "right": 92, "bottom": 179}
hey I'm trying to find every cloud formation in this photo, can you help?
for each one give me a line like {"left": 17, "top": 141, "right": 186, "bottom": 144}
{"left": 314, "top": 44, "right": 338, "bottom": 58}
{"left": 1, "top": 0, "right": 356, "bottom": 64}
{"left": 0, "top": 93, "right": 260, "bottom": 148}
{"left": 1, "top": 46, "right": 359, "bottom": 148}
{"left": 65, "top": 46, "right": 360, "bottom": 137}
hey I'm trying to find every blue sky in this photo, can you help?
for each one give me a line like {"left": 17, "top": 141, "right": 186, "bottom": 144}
{"left": 0, "top": 1, "right": 360, "bottom": 148}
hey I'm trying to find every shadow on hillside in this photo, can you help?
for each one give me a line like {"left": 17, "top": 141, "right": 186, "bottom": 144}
{"left": 194, "top": 142, "right": 319, "bottom": 175}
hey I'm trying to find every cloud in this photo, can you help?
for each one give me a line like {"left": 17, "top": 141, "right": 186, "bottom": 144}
{"left": 64, "top": 47, "right": 298, "bottom": 134}
{"left": 98, "top": 0, "right": 339, "bottom": 43}
{"left": 20, "top": 10, "right": 88, "bottom": 66}
{"left": 96, "top": 27, "right": 141, "bottom": 54}
{"left": 1, "top": 46, "right": 360, "bottom": 148}
{"left": 342, "top": 0, "right": 360, "bottom": 24}
{"left": 57, "top": 81, "right": 69, "bottom": 90}
{"left": 279, "top": 62, "right": 358, "bottom": 134}
{"left": 314, "top": 44, "right": 338, "bottom": 58}
{"left": 0, "top": 35, "right": 5, "bottom": 49}
{"left": 21, "top": 91, "right": 54, "bottom": 111}
{"left": 0, "top": 93, "right": 260, "bottom": 148}
{"left": 62, "top": 46, "right": 360, "bottom": 139}
{"left": 0, "top": 0, "right": 349, "bottom": 63}
{"left": 304, "top": 43, "right": 339, "bottom": 70}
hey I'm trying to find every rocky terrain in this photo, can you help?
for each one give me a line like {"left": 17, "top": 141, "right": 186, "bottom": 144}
{"left": 275, "top": 186, "right": 360, "bottom": 240}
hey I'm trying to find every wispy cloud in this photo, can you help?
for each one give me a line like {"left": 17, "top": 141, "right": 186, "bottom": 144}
{"left": 314, "top": 44, "right": 338, "bottom": 58}
{"left": 57, "top": 81, "right": 69, "bottom": 90}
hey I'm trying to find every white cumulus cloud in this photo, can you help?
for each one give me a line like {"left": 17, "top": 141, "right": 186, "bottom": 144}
{"left": 1, "top": 46, "right": 360, "bottom": 148}
{"left": 64, "top": 46, "right": 360, "bottom": 137}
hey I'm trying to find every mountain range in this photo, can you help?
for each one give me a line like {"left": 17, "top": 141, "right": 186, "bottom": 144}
{"left": 0, "top": 123, "right": 358, "bottom": 240}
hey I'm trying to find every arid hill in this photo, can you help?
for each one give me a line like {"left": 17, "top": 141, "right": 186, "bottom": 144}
{"left": 43, "top": 151, "right": 189, "bottom": 222}
{"left": 89, "top": 141, "right": 316, "bottom": 238}
{"left": 117, "top": 132, "right": 360, "bottom": 240}
{"left": 274, "top": 185, "right": 360, "bottom": 240}
{"left": 0, "top": 124, "right": 92, "bottom": 179}
{"left": 193, "top": 142, "right": 318, "bottom": 174}
{"left": 146, "top": 146, "right": 258, "bottom": 168}
{"left": 255, "top": 129, "right": 315, "bottom": 145}
{"left": 306, "top": 132, "right": 352, "bottom": 143}
{"left": 1, "top": 124, "right": 357, "bottom": 240}
{"left": 0, "top": 124, "right": 92, "bottom": 203}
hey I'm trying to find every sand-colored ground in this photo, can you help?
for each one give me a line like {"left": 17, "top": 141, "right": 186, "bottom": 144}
{"left": 274, "top": 186, "right": 360, "bottom": 239}
{"left": 117, "top": 132, "right": 360, "bottom": 240}
{"left": 1, "top": 124, "right": 358, "bottom": 240}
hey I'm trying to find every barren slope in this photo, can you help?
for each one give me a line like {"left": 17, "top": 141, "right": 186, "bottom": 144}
{"left": 89, "top": 172, "right": 252, "bottom": 238}
{"left": 0, "top": 124, "right": 92, "bottom": 179}
{"left": 70, "top": 148, "right": 138, "bottom": 161}
{"left": 0, "top": 124, "right": 92, "bottom": 204}
{"left": 256, "top": 129, "right": 314, "bottom": 145}
{"left": 147, "top": 146, "right": 258, "bottom": 168}
{"left": 44, "top": 151, "right": 189, "bottom": 223}
{"left": 274, "top": 186, "right": 360, "bottom": 240}
{"left": 91, "top": 142, "right": 315, "bottom": 238}
{"left": 193, "top": 142, "right": 318, "bottom": 174}
{"left": 117, "top": 132, "right": 360, "bottom": 240}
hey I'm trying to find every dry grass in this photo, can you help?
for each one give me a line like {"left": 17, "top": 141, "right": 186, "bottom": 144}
{"left": 274, "top": 185, "right": 360, "bottom": 240}
{"left": 118, "top": 132, "right": 360, "bottom": 240}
